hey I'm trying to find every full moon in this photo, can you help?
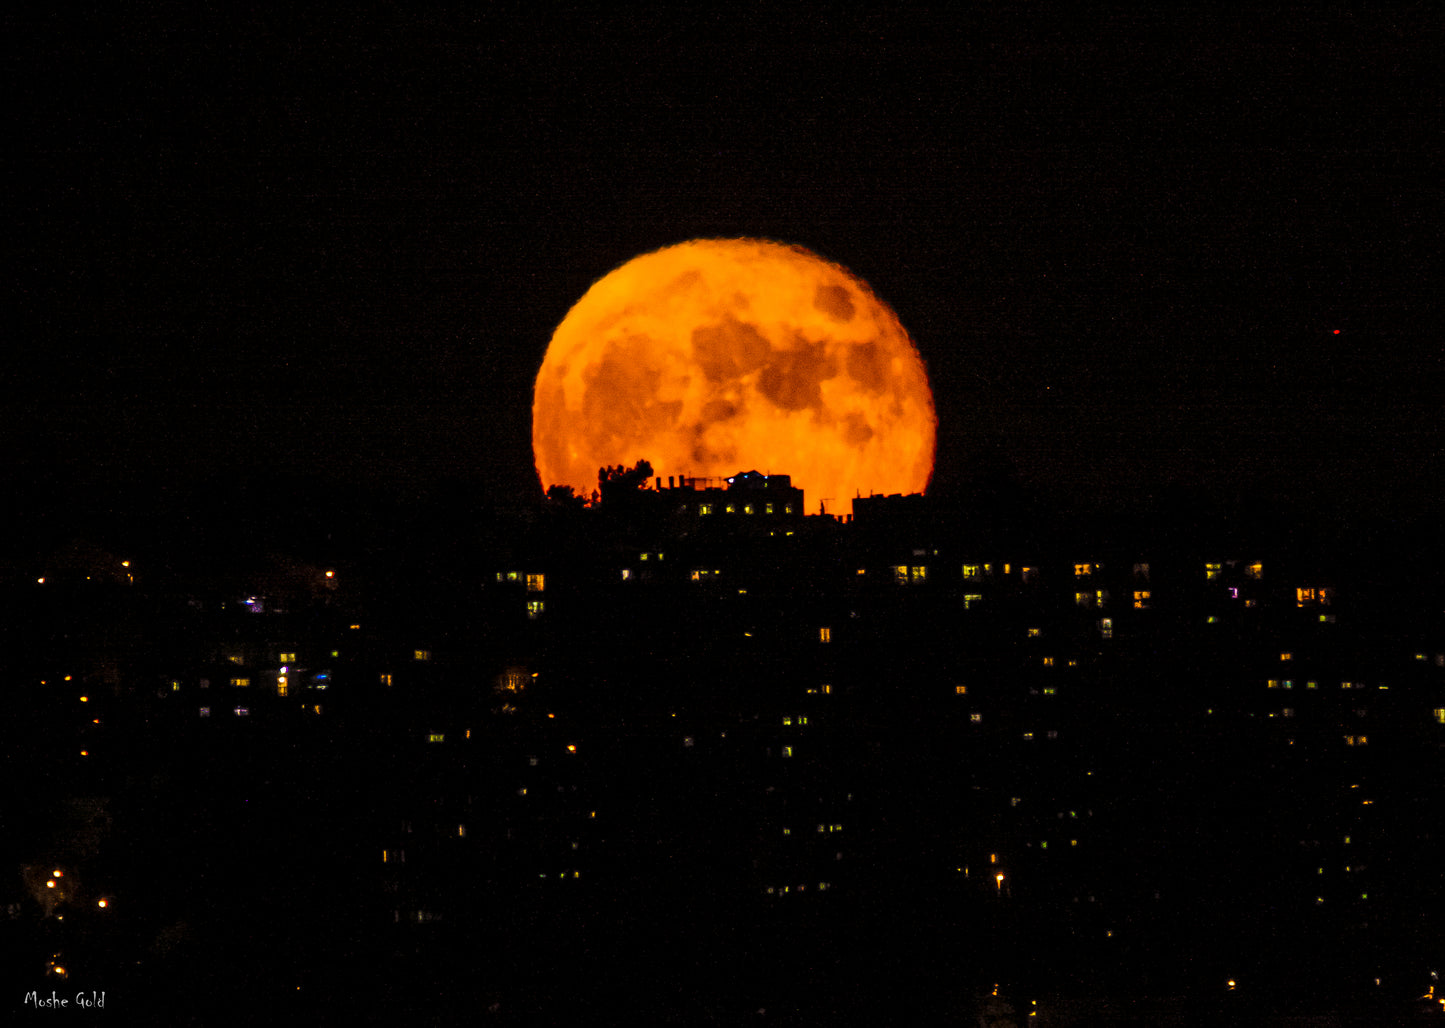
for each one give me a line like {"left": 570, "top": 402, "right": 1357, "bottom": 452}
{"left": 532, "top": 238, "right": 936, "bottom": 513}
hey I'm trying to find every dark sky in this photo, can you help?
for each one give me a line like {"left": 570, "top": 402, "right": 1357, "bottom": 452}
{"left": 8, "top": 6, "right": 1442, "bottom": 524}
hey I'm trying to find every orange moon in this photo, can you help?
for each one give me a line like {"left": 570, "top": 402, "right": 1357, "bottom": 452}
{"left": 532, "top": 238, "right": 936, "bottom": 513}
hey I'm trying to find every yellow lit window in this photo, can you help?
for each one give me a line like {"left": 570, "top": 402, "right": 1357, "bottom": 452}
{"left": 1205, "top": 563, "right": 1222, "bottom": 580}
{"left": 380, "top": 673, "right": 392, "bottom": 687}
{"left": 1297, "top": 587, "right": 1315, "bottom": 606}
{"left": 1246, "top": 561, "right": 1263, "bottom": 579}
{"left": 1075, "top": 591, "right": 1092, "bottom": 607}
{"left": 955, "top": 685, "right": 967, "bottom": 695}
{"left": 279, "top": 652, "right": 296, "bottom": 663}
{"left": 765, "top": 503, "right": 773, "bottom": 514}
{"left": 526, "top": 573, "right": 545, "bottom": 593}
{"left": 1133, "top": 590, "right": 1151, "bottom": 608}
{"left": 527, "top": 600, "right": 544, "bottom": 619}
{"left": 892, "top": 565, "right": 908, "bottom": 584}
{"left": 414, "top": 650, "right": 431, "bottom": 661}
{"left": 964, "top": 594, "right": 984, "bottom": 609}
{"left": 1074, "top": 563, "right": 1093, "bottom": 577}
{"left": 1028, "top": 627, "right": 1041, "bottom": 637}
{"left": 1433, "top": 708, "right": 1445, "bottom": 724}
{"left": 230, "top": 677, "right": 250, "bottom": 688}
{"left": 963, "top": 564, "right": 983, "bottom": 580}
{"left": 428, "top": 733, "right": 444, "bottom": 743}
{"left": 1042, "top": 656, "right": 1055, "bottom": 667}
{"left": 743, "top": 504, "right": 754, "bottom": 514}
{"left": 1021, "top": 567, "right": 1037, "bottom": 583}
{"left": 1099, "top": 618, "right": 1113, "bottom": 639}
{"left": 1280, "top": 652, "right": 1292, "bottom": 661}
{"left": 782, "top": 745, "right": 793, "bottom": 758}
{"left": 819, "top": 627, "right": 831, "bottom": 643}
{"left": 970, "top": 713, "right": 983, "bottom": 723}
{"left": 910, "top": 565, "right": 927, "bottom": 583}
{"left": 699, "top": 503, "right": 712, "bottom": 515}
{"left": 228, "top": 654, "right": 244, "bottom": 665}
{"left": 783, "top": 505, "right": 792, "bottom": 514}
{"left": 276, "top": 676, "right": 288, "bottom": 697}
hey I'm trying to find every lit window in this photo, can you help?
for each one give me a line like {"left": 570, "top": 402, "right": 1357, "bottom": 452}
{"left": 230, "top": 677, "right": 250, "bottom": 688}
{"left": 1133, "top": 590, "right": 1152, "bottom": 608}
{"left": 1282, "top": 708, "right": 1295, "bottom": 718}
{"left": 819, "top": 627, "right": 831, "bottom": 643}
{"left": 1021, "top": 567, "right": 1038, "bottom": 583}
{"left": 457, "top": 824, "right": 466, "bottom": 838}
{"left": 955, "top": 685, "right": 967, "bottom": 695}
{"left": 765, "top": 503, "right": 773, "bottom": 514}
{"left": 428, "top": 733, "right": 445, "bottom": 743}
{"left": 1042, "top": 657, "right": 1055, "bottom": 667}
{"left": 1433, "top": 708, "right": 1445, "bottom": 724}
{"left": 279, "top": 652, "right": 296, "bottom": 663}
{"left": 1246, "top": 562, "right": 1263, "bottom": 579}
{"left": 699, "top": 503, "right": 712, "bottom": 515}
{"left": 199, "top": 706, "right": 210, "bottom": 718}
{"left": 970, "top": 713, "right": 983, "bottom": 723}
{"left": 527, "top": 600, "right": 544, "bottom": 619}
{"left": 783, "top": 505, "right": 792, "bottom": 514}
{"left": 276, "top": 676, "right": 288, "bottom": 697}
{"left": 744, "top": 504, "right": 754, "bottom": 515}
{"left": 964, "top": 594, "right": 984, "bottom": 609}
{"left": 526, "top": 574, "right": 545, "bottom": 593}
{"left": 620, "top": 568, "right": 632, "bottom": 580}
{"left": 414, "top": 650, "right": 431, "bottom": 662}
{"left": 782, "top": 745, "right": 793, "bottom": 758}
{"left": 1280, "top": 652, "right": 1292, "bottom": 662}
{"left": 233, "top": 706, "right": 249, "bottom": 716}
{"left": 227, "top": 654, "right": 244, "bottom": 665}
{"left": 910, "top": 565, "right": 927, "bottom": 583}
{"left": 1296, "top": 587, "right": 1316, "bottom": 606}
{"left": 1028, "top": 628, "right": 1041, "bottom": 638}
{"left": 1043, "top": 687, "right": 1057, "bottom": 696}
{"left": 1099, "top": 618, "right": 1113, "bottom": 639}
{"left": 892, "top": 565, "right": 908, "bottom": 584}
{"left": 963, "top": 564, "right": 983, "bottom": 580}
{"left": 1205, "top": 563, "right": 1222, "bottom": 580}
{"left": 380, "top": 673, "right": 392, "bottom": 687}
{"left": 1074, "top": 563, "right": 1093, "bottom": 576}
{"left": 1075, "top": 591, "right": 1092, "bottom": 607}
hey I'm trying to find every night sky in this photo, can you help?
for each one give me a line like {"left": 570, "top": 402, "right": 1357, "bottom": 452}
{"left": 9, "top": 7, "right": 1442, "bottom": 530}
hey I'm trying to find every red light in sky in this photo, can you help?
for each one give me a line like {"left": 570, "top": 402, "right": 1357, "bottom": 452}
{"left": 1333, "top": 329, "right": 1341, "bottom": 334}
